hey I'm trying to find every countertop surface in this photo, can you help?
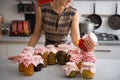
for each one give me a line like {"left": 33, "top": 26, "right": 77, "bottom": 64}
{"left": 0, "top": 35, "right": 120, "bottom": 45}
{"left": 0, "top": 35, "right": 45, "bottom": 44}
{"left": 0, "top": 58, "right": 120, "bottom": 80}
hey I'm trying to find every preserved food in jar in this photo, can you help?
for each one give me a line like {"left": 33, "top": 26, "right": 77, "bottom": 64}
{"left": 41, "top": 52, "right": 48, "bottom": 67}
{"left": 81, "top": 62, "right": 96, "bottom": 79}
{"left": 63, "top": 62, "right": 79, "bottom": 78}
{"left": 19, "top": 63, "right": 25, "bottom": 72}
{"left": 34, "top": 63, "right": 43, "bottom": 72}
{"left": 82, "top": 70, "right": 95, "bottom": 79}
{"left": 47, "top": 52, "right": 56, "bottom": 65}
{"left": 24, "top": 64, "right": 34, "bottom": 76}
{"left": 66, "top": 71, "right": 77, "bottom": 78}
{"left": 56, "top": 50, "right": 68, "bottom": 65}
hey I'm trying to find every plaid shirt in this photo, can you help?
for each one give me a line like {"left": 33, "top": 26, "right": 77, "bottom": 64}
{"left": 41, "top": 3, "right": 77, "bottom": 46}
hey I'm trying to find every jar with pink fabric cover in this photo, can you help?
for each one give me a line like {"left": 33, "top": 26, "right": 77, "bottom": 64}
{"left": 63, "top": 62, "right": 79, "bottom": 78}
{"left": 34, "top": 46, "right": 48, "bottom": 67}
{"left": 46, "top": 45, "right": 57, "bottom": 65}
{"left": 13, "top": 47, "right": 44, "bottom": 76}
{"left": 67, "top": 47, "right": 83, "bottom": 71}
{"left": 81, "top": 51, "right": 96, "bottom": 63}
{"left": 78, "top": 33, "right": 98, "bottom": 52}
{"left": 33, "top": 55, "right": 44, "bottom": 72}
{"left": 81, "top": 62, "right": 96, "bottom": 79}
{"left": 56, "top": 44, "right": 72, "bottom": 65}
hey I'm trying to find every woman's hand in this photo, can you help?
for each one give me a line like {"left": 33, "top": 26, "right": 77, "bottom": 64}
{"left": 78, "top": 33, "right": 98, "bottom": 52}
{"left": 83, "top": 38, "right": 97, "bottom": 51}
{"left": 8, "top": 55, "right": 19, "bottom": 60}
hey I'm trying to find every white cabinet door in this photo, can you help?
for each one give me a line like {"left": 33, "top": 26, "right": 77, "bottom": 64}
{"left": 94, "top": 45, "right": 120, "bottom": 59}
{"left": 0, "top": 43, "right": 7, "bottom": 58}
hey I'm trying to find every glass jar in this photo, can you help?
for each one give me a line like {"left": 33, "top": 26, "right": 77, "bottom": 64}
{"left": 81, "top": 62, "right": 96, "bottom": 79}
{"left": 47, "top": 52, "right": 56, "bottom": 65}
{"left": 66, "top": 71, "right": 77, "bottom": 78}
{"left": 24, "top": 64, "right": 34, "bottom": 76}
{"left": 34, "top": 63, "right": 43, "bottom": 72}
{"left": 41, "top": 52, "right": 48, "bottom": 67}
{"left": 56, "top": 50, "right": 68, "bottom": 65}
{"left": 82, "top": 70, "right": 95, "bottom": 79}
{"left": 19, "top": 63, "right": 25, "bottom": 72}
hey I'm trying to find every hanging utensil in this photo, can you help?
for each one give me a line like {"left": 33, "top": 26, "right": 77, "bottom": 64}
{"left": 108, "top": 3, "right": 120, "bottom": 30}
{"left": 87, "top": 2, "right": 102, "bottom": 29}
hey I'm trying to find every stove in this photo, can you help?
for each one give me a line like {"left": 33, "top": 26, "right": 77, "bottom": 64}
{"left": 95, "top": 33, "right": 119, "bottom": 41}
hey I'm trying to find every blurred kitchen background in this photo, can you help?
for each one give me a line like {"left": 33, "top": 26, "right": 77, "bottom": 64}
{"left": 0, "top": 0, "right": 120, "bottom": 40}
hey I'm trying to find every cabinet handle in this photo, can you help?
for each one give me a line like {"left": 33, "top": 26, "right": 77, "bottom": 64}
{"left": 95, "top": 50, "right": 111, "bottom": 52}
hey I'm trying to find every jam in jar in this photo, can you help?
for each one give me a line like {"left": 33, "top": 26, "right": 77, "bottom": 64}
{"left": 24, "top": 64, "right": 34, "bottom": 76}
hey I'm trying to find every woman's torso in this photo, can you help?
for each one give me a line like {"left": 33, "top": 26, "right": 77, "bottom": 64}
{"left": 40, "top": 3, "right": 77, "bottom": 46}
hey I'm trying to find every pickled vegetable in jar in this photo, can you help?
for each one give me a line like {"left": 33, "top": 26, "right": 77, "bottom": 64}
{"left": 56, "top": 50, "right": 68, "bottom": 65}
{"left": 63, "top": 62, "right": 79, "bottom": 78}
{"left": 81, "top": 62, "right": 96, "bottom": 79}
{"left": 19, "top": 62, "right": 25, "bottom": 72}
{"left": 47, "top": 52, "right": 56, "bottom": 65}
{"left": 24, "top": 64, "right": 34, "bottom": 76}
{"left": 66, "top": 71, "right": 77, "bottom": 78}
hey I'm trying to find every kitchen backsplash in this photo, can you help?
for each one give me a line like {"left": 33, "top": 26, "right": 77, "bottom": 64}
{"left": 0, "top": 0, "right": 120, "bottom": 35}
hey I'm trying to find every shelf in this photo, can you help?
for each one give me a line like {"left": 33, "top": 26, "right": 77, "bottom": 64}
{"left": 18, "top": 11, "right": 35, "bottom": 14}
{"left": 81, "top": 14, "right": 114, "bottom": 18}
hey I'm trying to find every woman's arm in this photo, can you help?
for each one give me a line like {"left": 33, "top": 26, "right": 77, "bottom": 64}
{"left": 71, "top": 11, "right": 80, "bottom": 47}
{"left": 8, "top": 7, "right": 43, "bottom": 60}
{"left": 27, "top": 7, "right": 43, "bottom": 47}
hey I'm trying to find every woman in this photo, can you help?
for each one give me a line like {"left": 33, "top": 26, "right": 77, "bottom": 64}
{"left": 8, "top": 0, "right": 96, "bottom": 60}
{"left": 28, "top": 0, "right": 80, "bottom": 47}
{"left": 8, "top": 0, "right": 80, "bottom": 60}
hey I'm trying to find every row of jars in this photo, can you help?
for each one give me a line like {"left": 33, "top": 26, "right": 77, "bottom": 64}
{"left": 13, "top": 41, "right": 97, "bottom": 77}
{"left": 14, "top": 44, "right": 76, "bottom": 76}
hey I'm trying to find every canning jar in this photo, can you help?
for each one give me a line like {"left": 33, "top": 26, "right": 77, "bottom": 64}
{"left": 19, "top": 63, "right": 25, "bottom": 72}
{"left": 24, "top": 64, "right": 34, "bottom": 76}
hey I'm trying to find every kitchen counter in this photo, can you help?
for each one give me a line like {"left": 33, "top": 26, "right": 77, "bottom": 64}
{"left": 0, "top": 58, "right": 120, "bottom": 80}
{"left": 0, "top": 35, "right": 120, "bottom": 45}
{"left": 0, "top": 35, "right": 45, "bottom": 44}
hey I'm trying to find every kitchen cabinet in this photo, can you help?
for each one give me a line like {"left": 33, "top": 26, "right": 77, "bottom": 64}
{"left": 0, "top": 42, "right": 44, "bottom": 58}
{"left": 6, "top": 42, "right": 120, "bottom": 59}
{"left": 1, "top": 35, "right": 120, "bottom": 59}
{"left": 1, "top": 42, "right": 120, "bottom": 59}
{"left": 0, "top": 35, "right": 45, "bottom": 57}
{"left": 94, "top": 45, "right": 120, "bottom": 59}
{"left": 0, "top": 43, "right": 7, "bottom": 58}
